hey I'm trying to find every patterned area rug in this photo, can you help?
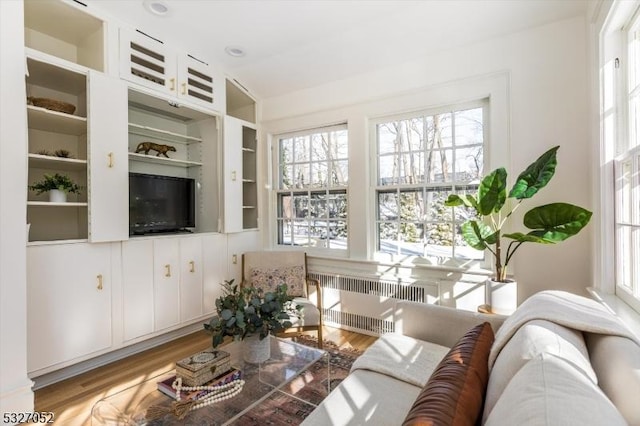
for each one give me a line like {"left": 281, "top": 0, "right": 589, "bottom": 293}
{"left": 233, "top": 336, "right": 362, "bottom": 425}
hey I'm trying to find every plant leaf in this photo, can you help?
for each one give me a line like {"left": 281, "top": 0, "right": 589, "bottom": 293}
{"left": 445, "top": 194, "right": 479, "bottom": 211}
{"left": 478, "top": 168, "right": 507, "bottom": 215}
{"left": 509, "top": 146, "right": 559, "bottom": 199}
{"left": 461, "top": 220, "right": 494, "bottom": 250}
{"left": 522, "top": 203, "right": 592, "bottom": 242}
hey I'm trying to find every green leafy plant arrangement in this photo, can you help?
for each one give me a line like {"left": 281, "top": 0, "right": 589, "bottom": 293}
{"left": 204, "top": 279, "right": 300, "bottom": 348}
{"left": 29, "top": 173, "right": 81, "bottom": 194}
{"left": 445, "top": 146, "right": 592, "bottom": 282}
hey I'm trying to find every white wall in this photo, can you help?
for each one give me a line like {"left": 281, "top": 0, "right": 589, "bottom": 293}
{"left": 261, "top": 16, "right": 592, "bottom": 304}
{"left": 0, "top": 0, "right": 35, "bottom": 417}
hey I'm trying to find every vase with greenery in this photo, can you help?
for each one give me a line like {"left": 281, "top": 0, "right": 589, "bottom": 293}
{"left": 445, "top": 146, "right": 592, "bottom": 283}
{"left": 204, "top": 279, "right": 300, "bottom": 349}
{"left": 29, "top": 173, "right": 81, "bottom": 202}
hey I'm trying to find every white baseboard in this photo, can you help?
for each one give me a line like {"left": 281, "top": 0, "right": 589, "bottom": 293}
{"left": 30, "top": 323, "right": 203, "bottom": 390}
{"left": 0, "top": 380, "right": 35, "bottom": 425}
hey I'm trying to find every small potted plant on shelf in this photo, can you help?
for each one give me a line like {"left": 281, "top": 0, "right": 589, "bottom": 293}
{"left": 204, "top": 279, "right": 300, "bottom": 363}
{"left": 29, "top": 173, "right": 81, "bottom": 203}
{"left": 445, "top": 146, "right": 592, "bottom": 314}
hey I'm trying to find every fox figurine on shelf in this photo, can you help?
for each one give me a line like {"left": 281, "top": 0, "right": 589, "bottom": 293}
{"left": 135, "top": 142, "right": 177, "bottom": 158}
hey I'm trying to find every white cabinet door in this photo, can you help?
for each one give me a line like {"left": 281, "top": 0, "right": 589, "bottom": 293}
{"left": 88, "top": 71, "right": 129, "bottom": 242}
{"left": 202, "top": 233, "right": 227, "bottom": 315}
{"left": 119, "top": 28, "right": 177, "bottom": 96}
{"left": 223, "top": 116, "right": 244, "bottom": 233}
{"left": 179, "top": 236, "right": 203, "bottom": 322}
{"left": 27, "top": 243, "right": 112, "bottom": 373}
{"left": 153, "top": 238, "right": 181, "bottom": 330}
{"left": 226, "top": 231, "right": 261, "bottom": 282}
{"left": 122, "top": 239, "right": 154, "bottom": 341}
{"left": 177, "top": 54, "right": 224, "bottom": 113}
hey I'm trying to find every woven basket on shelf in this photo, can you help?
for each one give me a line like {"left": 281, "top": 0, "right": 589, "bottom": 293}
{"left": 27, "top": 96, "right": 76, "bottom": 115}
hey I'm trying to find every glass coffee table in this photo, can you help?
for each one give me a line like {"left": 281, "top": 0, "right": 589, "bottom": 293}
{"left": 91, "top": 336, "right": 328, "bottom": 425}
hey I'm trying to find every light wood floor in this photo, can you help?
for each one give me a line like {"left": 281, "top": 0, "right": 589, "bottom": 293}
{"left": 31, "top": 327, "right": 377, "bottom": 425}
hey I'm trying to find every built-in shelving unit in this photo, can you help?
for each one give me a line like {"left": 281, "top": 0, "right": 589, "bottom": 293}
{"left": 127, "top": 89, "right": 221, "bottom": 233}
{"left": 223, "top": 78, "right": 258, "bottom": 232}
{"left": 26, "top": 56, "right": 89, "bottom": 242}
{"left": 24, "top": 0, "right": 109, "bottom": 243}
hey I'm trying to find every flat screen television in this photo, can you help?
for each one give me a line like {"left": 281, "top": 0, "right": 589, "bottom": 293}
{"left": 129, "top": 173, "right": 195, "bottom": 235}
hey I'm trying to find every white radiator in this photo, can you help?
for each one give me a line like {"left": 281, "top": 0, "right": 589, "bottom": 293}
{"left": 309, "top": 273, "right": 440, "bottom": 336}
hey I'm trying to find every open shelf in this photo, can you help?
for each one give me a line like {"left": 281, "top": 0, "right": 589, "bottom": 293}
{"left": 24, "top": 0, "right": 105, "bottom": 71}
{"left": 27, "top": 106, "right": 86, "bottom": 135}
{"left": 28, "top": 201, "right": 88, "bottom": 207}
{"left": 128, "top": 123, "right": 202, "bottom": 144}
{"left": 28, "top": 154, "right": 87, "bottom": 171}
{"left": 128, "top": 152, "right": 202, "bottom": 167}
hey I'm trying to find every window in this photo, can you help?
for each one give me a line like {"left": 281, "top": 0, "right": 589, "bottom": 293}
{"left": 374, "top": 101, "right": 487, "bottom": 262}
{"left": 614, "top": 10, "right": 640, "bottom": 309}
{"left": 275, "top": 124, "right": 348, "bottom": 250}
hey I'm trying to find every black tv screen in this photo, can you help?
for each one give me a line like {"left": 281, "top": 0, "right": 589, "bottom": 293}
{"left": 129, "top": 173, "right": 195, "bottom": 235}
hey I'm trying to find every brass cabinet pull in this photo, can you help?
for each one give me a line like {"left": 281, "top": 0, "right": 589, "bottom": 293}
{"left": 108, "top": 152, "right": 114, "bottom": 168}
{"left": 165, "top": 264, "right": 171, "bottom": 277}
{"left": 189, "top": 261, "right": 195, "bottom": 273}
{"left": 169, "top": 77, "right": 176, "bottom": 91}
{"left": 97, "top": 274, "right": 103, "bottom": 290}
{"left": 181, "top": 82, "right": 187, "bottom": 95}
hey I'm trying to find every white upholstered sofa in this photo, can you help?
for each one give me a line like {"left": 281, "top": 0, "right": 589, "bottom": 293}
{"left": 302, "top": 291, "right": 640, "bottom": 425}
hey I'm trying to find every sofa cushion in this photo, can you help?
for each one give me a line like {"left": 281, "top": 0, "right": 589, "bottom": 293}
{"left": 586, "top": 333, "right": 640, "bottom": 425}
{"left": 483, "top": 319, "right": 597, "bottom": 421}
{"left": 350, "top": 333, "right": 450, "bottom": 388}
{"left": 301, "top": 369, "right": 422, "bottom": 426}
{"left": 485, "top": 353, "right": 627, "bottom": 426}
{"left": 402, "top": 322, "right": 494, "bottom": 426}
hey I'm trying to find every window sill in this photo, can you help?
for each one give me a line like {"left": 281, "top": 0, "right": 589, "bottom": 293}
{"left": 587, "top": 287, "right": 640, "bottom": 340}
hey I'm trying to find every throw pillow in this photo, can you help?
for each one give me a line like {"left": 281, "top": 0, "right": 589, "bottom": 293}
{"left": 250, "top": 265, "right": 305, "bottom": 296}
{"left": 402, "top": 321, "right": 495, "bottom": 426}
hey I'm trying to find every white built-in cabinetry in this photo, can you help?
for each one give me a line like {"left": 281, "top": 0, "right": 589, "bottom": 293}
{"left": 224, "top": 79, "right": 258, "bottom": 232}
{"left": 119, "top": 28, "right": 225, "bottom": 113}
{"left": 25, "top": 0, "right": 129, "bottom": 243}
{"left": 224, "top": 116, "right": 258, "bottom": 231}
{"left": 22, "top": 0, "right": 261, "bottom": 378}
{"left": 121, "top": 234, "right": 225, "bottom": 343}
{"left": 27, "top": 243, "right": 114, "bottom": 373}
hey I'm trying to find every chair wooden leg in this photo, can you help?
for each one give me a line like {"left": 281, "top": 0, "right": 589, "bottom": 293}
{"left": 317, "top": 326, "right": 323, "bottom": 349}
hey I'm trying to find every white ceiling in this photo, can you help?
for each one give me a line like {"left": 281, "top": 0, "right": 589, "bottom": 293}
{"left": 89, "top": 0, "right": 591, "bottom": 100}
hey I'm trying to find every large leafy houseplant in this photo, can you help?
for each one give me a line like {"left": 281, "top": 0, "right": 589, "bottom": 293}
{"left": 445, "top": 146, "right": 592, "bottom": 282}
{"left": 204, "top": 279, "right": 299, "bottom": 348}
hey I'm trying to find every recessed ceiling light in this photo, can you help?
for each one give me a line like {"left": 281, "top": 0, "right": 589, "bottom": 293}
{"left": 225, "top": 46, "right": 246, "bottom": 57}
{"left": 143, "top": 0, "right": 169, "bottom": 16}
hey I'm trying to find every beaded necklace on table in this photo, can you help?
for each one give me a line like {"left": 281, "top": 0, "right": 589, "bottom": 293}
{"left": 172, "top": 376, "right": 246, "bottom": 409}
{"left": 146, "top": 376, "right": 246, "bottom": 421}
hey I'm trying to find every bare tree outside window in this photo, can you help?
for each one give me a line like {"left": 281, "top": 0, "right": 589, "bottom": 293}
{"left": 277, "top": 125, "right": 348, "bottom": 250}
{"left": 376, "top": 103, "right": 486, "bottom": 262}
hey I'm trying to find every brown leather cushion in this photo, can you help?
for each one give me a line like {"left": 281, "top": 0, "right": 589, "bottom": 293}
{"left": 402, "top": 322, "right": 495, "bottom": 426}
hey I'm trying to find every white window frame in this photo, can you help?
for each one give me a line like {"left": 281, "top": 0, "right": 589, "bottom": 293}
{"left": 614, "top": 8, "right": 640, "bottom": 311}
{"left": 370, "top": 99, "right": 489, "bottom": 268}
{"left": 602, "top": 1, "right": 640, "bottom": 312}
{"left": 273, "top": 123, "right": 348, "bottom": 253}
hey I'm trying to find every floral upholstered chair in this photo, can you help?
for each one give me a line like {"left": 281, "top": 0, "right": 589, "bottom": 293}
{"left": 241, "top": 251, "right": 323, "bottom": 348}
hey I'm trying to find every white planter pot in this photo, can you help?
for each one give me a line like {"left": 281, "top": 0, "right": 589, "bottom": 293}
{"left": 243, "top": 334, "right": 271, "bottom": 363}
{"left": 486, "top": 278, "right": 517, "bottom": 315}
{"left": 49, "top": 189, "right": 67, "bottom": 203}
